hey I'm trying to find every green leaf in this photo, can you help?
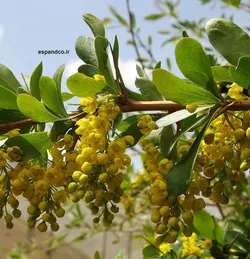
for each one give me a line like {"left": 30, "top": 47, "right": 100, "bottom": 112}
{"left": 225, "top": 230, "right": 250, "bottom": 252}
{"left": 145, "top": 13, "right": 167, "bottom": 20}
{"left": 5, "top": 132, "right": 53, "bottom": 161}
{"left": 120, "top": 122, "right": 143, "bottom": 146}
{"left": 161, "top": 114, "right": 208, "bottom": 159}
{"left": 109, "top": 6, "right": 128, "bottom": 26}
{"left": 78, "top": 64, "right": 98, "bottom": 77}
{"left": 166, "top": 108, "right": 218, "bottom": 195}
{"left": 61, "top": 92, "right": 74, "bottom": 102}
{"left": 153, "top": 69, "right": 220, "bottom": 105}
{"left": 0, "top": 110, "right": 26, "bottom": 124}
{"left": 160, "top": 125, "right": 177, "bottom": 161}
{"left": 17, "top": 94, "right": 60, "bottom": 122}
{"left": 83, "top": 14, "right": 105, "bottom": 37}
{"left": 127, "top": 88, "right": 146, "bottom": 101}
{"left": 95, "top": 36, "right": 119, "bottom": 94}
{"left": 155, "top": 61, "right": 161, "bottom": 69}
{"left": 113, "top": 35, "right": 119, "bottom": 61}
{"left": 155, "top": 106, "right": 211, "bottom": 128}
{"left": 49, "top": 121, "right": 73, "bottom": 142}
{"left": 30, "top": 62, "right": 43, "bottom": 100}
{"left": 143, "top": 245, "right": 159, "bottom": 258}
{"left": 229, "top": 56, "right": 250, "bottom": 89}
{"left": 53, "top": 64, "right": 66, "bottom": 105}
{"left": 117, "top": 114, "right": 148, "bottom": 132}
{"left": 214, "top": 218, "right": 225, "bottom": 245}
{"left": 175, "top": 38, "right": 220, "bottom": 98}
{"left": 136, "top": 65, "right": 145, "bottom": 77}
{"left": 39, "top": 76, "right": 67, "bottom": 117}
{"left": 75, "top": 36, "right": 98, "bottom": 67}
{"left": 135, "top": 78, "right": 163, "bottom": 101}
{"left": 206, "top": 18, "right": 250, "bottom": 66}
{"left": 21, "top": 73, "right": 31, "bottom": 91}
{"left": 212, "top": 66, "right": 232, "bottom": 82}
{"left": 193, "top": 210, "right": 215, "bottom": 240}
{"left": 0, "top": 86, "right": 18, "bottom": 110}
{"left": 67, "top": 73, "right": 106, "bottom": 97}
{"left": 0, "top": 64, "right": 22, "bottom": 92}
{"left": 94, "top": 251, "right": 101, "bottom": 259}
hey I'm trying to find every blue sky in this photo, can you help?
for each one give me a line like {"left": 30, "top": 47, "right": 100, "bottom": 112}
{"left": 0, "top": 0, "right": 249, "bottom": 91}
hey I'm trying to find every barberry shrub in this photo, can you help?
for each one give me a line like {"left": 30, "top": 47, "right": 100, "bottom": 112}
{"left": 0, "top": 13, "right": 250, "bottom": 259}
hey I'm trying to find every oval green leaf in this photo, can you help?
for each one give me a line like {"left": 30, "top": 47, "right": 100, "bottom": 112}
{"left": 206, "top": 18, "right": 250, "bottom": 66}
{"left": 153, "top": 69, "right": 220, "bottom": 105}
{"left": 0, "top": 64, "right": 22, "bottom": 92}
{"left": 40, "top": 76, "right": 67, "bottom": 117}
{"left": 83, "top": 13, "right": 105, "bottom": 37}
{"left": 175, "top": 38, "right": 220, "bottom": 98}
{"left": 67, "top": 73, "right": 106, "bottom": 97}
{"left": 17, "top": 93, "right": 59, "bottom": 122}
{"left": 30, "top": 62, "right": 43, "bottom": 100}
{"left": 0, "top": 86, "right": 18, "bottom": 110}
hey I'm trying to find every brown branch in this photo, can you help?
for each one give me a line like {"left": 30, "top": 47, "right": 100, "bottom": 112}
{"left": 1, "top": 100, "right": 250, "bottom": 134}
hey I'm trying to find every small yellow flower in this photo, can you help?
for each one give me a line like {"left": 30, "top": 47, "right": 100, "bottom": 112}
{"left": 203, "top": 239, "right": 212, "bottom": 249}
{"left": 228, "top": 83, "right": 246, "bottom": 100}
{"left": 159, "top": 242, "right": 171, "bottom": 254}
{"left": 94, "top": 74, "right": 105, "bottom": 81}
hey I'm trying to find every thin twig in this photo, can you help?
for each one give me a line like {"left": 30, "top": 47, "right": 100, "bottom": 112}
{"left": 216, "top": 203, "right": 225, "bottom": 220}
{"left": 126, "top": 0, "right": 148, "bottom": 74}
{"left": 110, "top": 44, "right": 129, "bottom": 103}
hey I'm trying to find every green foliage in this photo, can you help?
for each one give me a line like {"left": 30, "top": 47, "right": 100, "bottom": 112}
{"left": 0, "top": 64, "right": 22, "bottom": 92}
{"left": 39, "top": 76, "right": 68, "bottom": 117}
{"left": 67, "top": 73, "right": 107, "bottom": 97}
{"left": 229, "top": 56, "right": 250, "bottom": 89}
{"left": 30, "top": 62, "right": 43, "bottom": 100}
{"left": 206, "top": 18, "right": 250, "bottom": 66}
{"left": 135, "top": 78, "right": 163, "bottom": 101}
{"left": 153, "top": 69, "right": 220, "bottom": 105}
{"left": 0, "top": 86, "right": 18, "bottom": 110}
{"left": 175, "top": 38, "right": 221, "bottom": 98}
{"left": 17, "top": 94, "right": 60, "bottom": 122}
{"left": 83, "top": 14, "right": 105, "bottom": 37}
{"left": 5, "top": 132, "right": 52, "bottom": 161}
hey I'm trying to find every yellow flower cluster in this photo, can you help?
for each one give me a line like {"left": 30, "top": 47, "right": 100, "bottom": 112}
{"left": 137, "top": 115, "right": 156, "bottom": 134}
{"left": 182, "top": 233, "right": 203, "bottom": 257}
{"left": 70, "top": 98, "right": 134, "bottom": 225}
{"left": 228, "top": 83, "right": 246, "bottom": 100}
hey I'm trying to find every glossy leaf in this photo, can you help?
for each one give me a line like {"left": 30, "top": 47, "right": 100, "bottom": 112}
{"left": 153, "top": 69, "right": 220, "bottom": 105}
{"left": 67, "top": 73, "right": 106, "bottom": 97}
{"left": 39, "top": 76, "right": 67, "bottom": 117}
{"left": 229, "top": 56, "right": 250, "bottom": 89}
{"left": 78, "top": 64, "right": 98, "bottom": 77}
{"left": 61, "top": 92, "right": 74, "bottom": 102}
{"left": 161, "top": 113, "right": 208, "bottom": 158}
{"left": 166, "top": 108, "right": 217, "bottom": 195}
{"left": 120, "top": 122, "right": 143, "bottom": 146}
{"left": 175, "top": 38, "right": 220, "bottom": 98}
{"left": 135, "top": 78, "right": 163, "bottom": 101}
{"left": 21, "top": 73, "right": 31, "bottom": 91}
{"left": 193, "top": 210, "right": 215, "bottom": 240}
{"left": 94, "top": 251, "right": 101, "bottom": 259}
{"left": 0, "top": 86, "right": 18, "bottom": 110}
{"left": 142, "top": 245, "right": 159, "bottom": 258}
{"left": 156, "top": 106, "right": 212, "bottom": 128}
{"left": 0, "top": 110, "right": 26, "bottom": 124}
{"left": 113, "top": 35, "right": 119, "bottom": 61}
{"left": 75, "top": 36, "right": 98, "bottom": 67}
{"left": 50, "top": 121, "right": 73, "bottom": 142}
{"left": 206, "top": 18, "right": 250, "bottom": 66}
{"left": 127, "top": 88, "right": 146, "bottom": 101}
{"left": 17, "top": 94, "right": 59, "bottom": 122}
{"left": 136, "top": 65, "right": 145, "bottom": 77}
{"left": 53, "top": 64, "right": 66, "bottom": 104}
{"left": 0, "top": 64, "right": 22, "bottom": 92}
{"left": 160, "top": 125, "right": 177, "bottom": 161}
{"left": 30, "top": 62, "right": 43, "bottom": 100}
{"left": 95, "top": 36, "right": 119, "bottom": 94}
{"left": 212, "top": 66, "right": 232, "bottom": 82}
{"left": 5, "top": 132, "right": 53, "bottom": 161}
{"left": 83, "top": 14, "right": 105, "bottom": 37}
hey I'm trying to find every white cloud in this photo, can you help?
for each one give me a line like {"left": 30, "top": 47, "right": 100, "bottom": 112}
{"left": 65, "top": 60, "right": 83, "bottom": 77}
{"left": 0, "top": 25, "right": 4, "bottom": 39}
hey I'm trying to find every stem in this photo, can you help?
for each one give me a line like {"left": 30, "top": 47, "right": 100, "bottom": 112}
{"left": 1, "top": 100, "right": 250, "bottom": 133}
{"left": 126, "top": 0, "right": 148, "bottom": 75}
